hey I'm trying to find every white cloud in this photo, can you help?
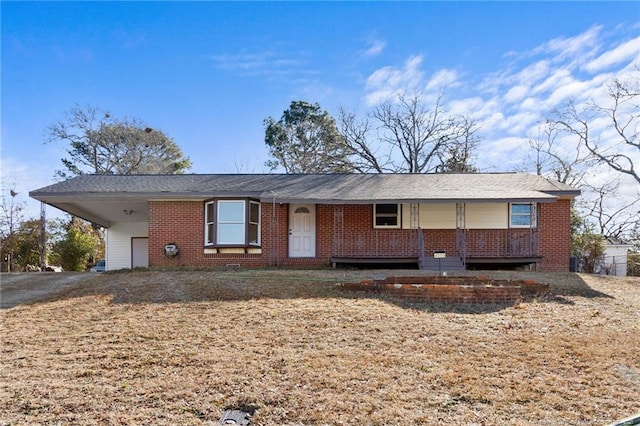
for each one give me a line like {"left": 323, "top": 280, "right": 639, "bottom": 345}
{"left": 516, "top": 60, "right": 551, "bottom": 86}
{"left": 503, "top": 85, "right": 529, "bottom": 104}
{"left": 364, "top": 55, "right": 424, "bottom": 105}
{"left": 530, "top": 68, "right": 573, "bottom": 96}
{"left": 484, "top": 60, "right": 552, "bottom": 95}
{"left": 363, "top": 39, "right": 386, "bottom": 57}
{"left": 480, "top": 136, "right": 530, "bottom": 171}
{"left": 425, "top": 69, "right": 460, "bottom": 91}
{"left": 448, "top": 96, "right": 487, "bottom": 117}
{"left": 583, "top": 35, "right": 640, "bottom": 73}
{"left": 519, "top": 97, "right": 542, "bottom": 113}
{"left": 211, "top": 50, "right": 306, "bottom": 76}
{"left": 479, "top": 28, "right": 604, "bottom": 102}
{"left": 498, "top": 111, "right": 541, "bottom": 136}
{"left": 357, "top": 24, "right": 638, "bottom": 195}
{"left": 534, "top": 25, "right": 602, "bottom": 64}
{"left": 545, "top": 78, "right": 592, "bottom": 107}
{"left": 450, "top": 97, "right": 503, "bottom": 124}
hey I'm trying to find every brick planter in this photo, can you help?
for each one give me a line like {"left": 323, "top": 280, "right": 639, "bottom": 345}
{"left": 341, "top": 275, "right": 549, "bottom": 304}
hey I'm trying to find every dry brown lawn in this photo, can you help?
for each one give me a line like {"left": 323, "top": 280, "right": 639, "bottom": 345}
{"left": 1, "top": 269, "right": 639, "bottom": 425}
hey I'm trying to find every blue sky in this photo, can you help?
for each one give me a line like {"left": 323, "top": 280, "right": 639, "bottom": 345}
{"left": 2, "top": 1, "right": 639, "bottom": 219}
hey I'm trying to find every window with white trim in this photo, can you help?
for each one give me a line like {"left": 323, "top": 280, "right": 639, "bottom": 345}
{"left": 510, "top": 203, "right": 536, "bottom": 228}
{"left": 374, "top": 204, "right": 401, "bottom": 228}
{"left": 217, "top": 200, "right": 245, "bottom": 244}
{"left": 204, "top": 200, "right": 261, "bottom": 246}
{"left": 205, "top": 201, "right": 215, "bottom": 245}
{"left": 248, "top": 201, "right": 260, "bottom": 245}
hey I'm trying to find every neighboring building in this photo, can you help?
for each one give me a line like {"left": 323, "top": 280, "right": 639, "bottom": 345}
{"left": 597, "top": 237, "right": 633, "bottom": 277}
{"left": 30, "top": 173, "right": 580, "bottom": 272}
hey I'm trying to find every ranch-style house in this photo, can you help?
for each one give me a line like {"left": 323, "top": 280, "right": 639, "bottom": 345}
{"left": 30, "top": 173, "right": 580, "bottom": 272}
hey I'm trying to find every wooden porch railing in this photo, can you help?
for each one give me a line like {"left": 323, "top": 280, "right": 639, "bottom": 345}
{"left": 330, "top": 205, "right": 539, "bottom": 262}
{"left": 333, "top": 229, "right": 419, "bottom": 258}
{"left": 464, "top": 229, "right": 539, "bottom": 258}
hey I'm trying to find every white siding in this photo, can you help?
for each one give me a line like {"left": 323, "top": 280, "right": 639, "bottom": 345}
{"left": 600, "top": 245, "right": 630, "bottom": 277}
{"left": 465, "top": 203, "right": 509, "bottom": 229}
{"left": 402, "top": 204, "right": 457, "bottom": 229}
{"left": 401, "top": 203, "right": 510, "bottom": 229}
{"left": 422, "top": 204, "right": 457, "bottom": 229}
{"left": 105, "top": 221, "right": 148, "bottom": 271}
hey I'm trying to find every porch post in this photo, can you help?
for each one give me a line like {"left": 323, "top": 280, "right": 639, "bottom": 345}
{"left": 456, "top": 203, "right": 467, "bottom": 267}
{"left": 532, "top": 202, "right": 539, "bottom": 260}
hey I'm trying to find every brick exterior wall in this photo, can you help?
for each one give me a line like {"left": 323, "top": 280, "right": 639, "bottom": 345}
{"left": 423, "top": 229, "right": 458, "bottom": 255}
{"left": 148, "top": 201, "right": 328, "bottom": 268}
{"left": 537, "top": 199, "right": 572, "bottom": 272}
{"left": 149, "top": 201, "right": 204, "bottom": 268}
{"left": 332, "top": 205, "right": 418, "bottom": 258}
{"left": 147, "top": 199, "right": 572, "bottom": 272}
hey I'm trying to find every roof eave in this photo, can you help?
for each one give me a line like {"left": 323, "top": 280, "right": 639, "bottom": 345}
{"left": 30, "top": 191, "right": 264, "bottom": 201}
{"left": 544, "top": 190, "right": 581, "bottom": 197}
{"left": 39, "top": 201, "right": 112, "bottom": 228}
{"left": 261, "top": 197, "right": 559, "bottom": 204}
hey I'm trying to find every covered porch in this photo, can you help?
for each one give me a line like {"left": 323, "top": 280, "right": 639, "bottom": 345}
{"left": 328, "top": 203, "right": 541, "bottom": 270}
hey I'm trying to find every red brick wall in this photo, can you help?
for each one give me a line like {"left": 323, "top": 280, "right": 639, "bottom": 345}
{"left": 149, "top": 201, "right": 204, "bottom": 268}
{"left": 331, "top": 205, "right": 420, "bottom": 257}
{"left": 147, "top": 199, "right": 572, "bottom": 271}
{"left": 148, "top": 201, "right": 328, "bottom": 268}
{"left": 263, "top": 203, "right": 328, "bottom": 267}
{"left": 423, "top": 230, "right": 457, "bottom": 255}
{"left": 538, "top": 199, "right": 572, "bottom": 271}
{"left": 149, "top": 201, "right": 269, "bottom": 268}
{"left": 341, "top": 276, "right": 549, "bottom": 304}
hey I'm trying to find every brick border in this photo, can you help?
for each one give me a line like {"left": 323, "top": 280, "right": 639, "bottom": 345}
{"left": 340, "top": 275, "right": 549, "bottom": 304}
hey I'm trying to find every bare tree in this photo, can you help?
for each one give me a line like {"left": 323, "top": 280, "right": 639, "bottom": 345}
{"left": 435, "top": 116, "right": 479, "bottom": 173}
{"left": 0, "top": 187, "right": 25, "bottom": 272}
{"left": 594, "top": 75, "right": 640, "bottom": 184}
{"left": 546, "top": 71, "right": 639, "bottom": 244}
{"left": 337, "top": 108, "right": 390, "bottom": 173}
{"left": 341, "top": 93, "right": 480, "bottom": 174}
{"left": 522, "top": 121, "right": 595, "bottom": 186}
{"left": 580, "top": 179, "right": 640, "bottom": 239}
{"left": 551, "top": 71, "right": 639, "bottom": 185}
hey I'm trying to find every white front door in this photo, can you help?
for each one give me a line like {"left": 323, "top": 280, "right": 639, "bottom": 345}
{"left": 289, "top": 204, "right": 316, "bottom": 258}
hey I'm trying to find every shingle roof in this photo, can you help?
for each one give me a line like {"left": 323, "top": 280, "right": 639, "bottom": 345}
{"left": 30, "top": 172, "right": 579, "bottom": 204}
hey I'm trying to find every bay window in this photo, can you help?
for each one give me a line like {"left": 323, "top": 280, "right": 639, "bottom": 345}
{"left": 204, "top": 199, "right": 261, "bottom": 246}
{"left": 249, "top": 201, "right": 260, "bottom": 245}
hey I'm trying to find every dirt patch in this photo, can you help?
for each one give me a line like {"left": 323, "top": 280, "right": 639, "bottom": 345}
{"left": 1, "top": 269, "right": 639, "bottom": 425}
{"left": 0, "top": 272, "right": 96, "bottom": 309}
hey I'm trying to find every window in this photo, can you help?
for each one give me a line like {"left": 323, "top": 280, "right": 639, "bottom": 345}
{"left": 205, "top": 202, "right": 215, "bottom": 245}
{"left": 510, "top": 203, "right": 536, "bottom": 228}
{"left": 248, "top": 201, "right": 260, "bottom": 246}
{"left": 218, "top": 201, "right": 245, "bottom": 244}
{"left": 204, "top": 200, "right": 261, "bottom": 246}
{"left": 374, "top": 204, "right": 400, "bottom": 228}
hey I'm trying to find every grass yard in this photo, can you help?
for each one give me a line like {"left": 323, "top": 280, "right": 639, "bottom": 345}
{"left": 1, "top": 269, "right": 639, "bottom": 425}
